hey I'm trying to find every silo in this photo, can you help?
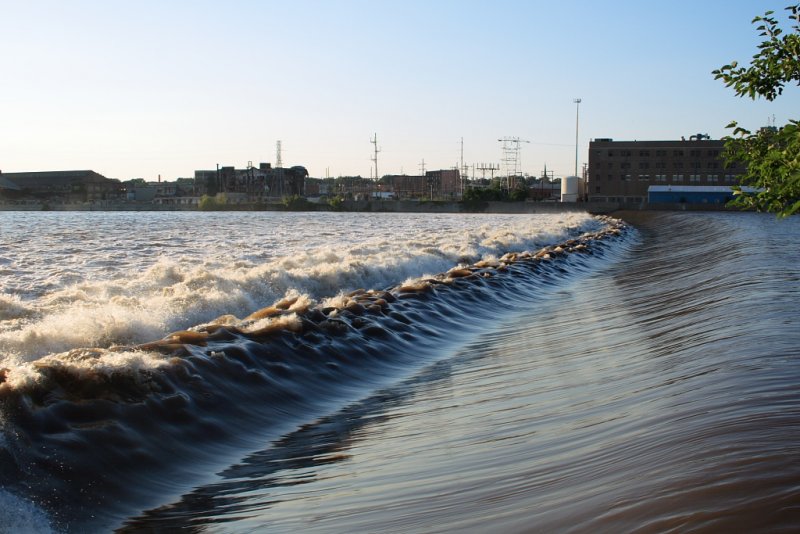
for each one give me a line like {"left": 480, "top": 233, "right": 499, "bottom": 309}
{"left": 561, "top": 175, "right": 580, "bottom": 202}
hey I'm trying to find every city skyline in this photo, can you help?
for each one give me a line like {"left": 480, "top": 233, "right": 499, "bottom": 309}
{"left": 2, "top": 0, "right": 798, "bottom": 180}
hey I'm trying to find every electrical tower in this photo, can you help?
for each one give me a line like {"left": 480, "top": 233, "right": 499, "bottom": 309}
{"left": 276, "top": 140, "right": 283, "bottom": 168}
{"left": 370, "top": 133, "right": 381, "bottom": 181}
{"left": 498, "top": 137, "right": 530, "bottom": 190}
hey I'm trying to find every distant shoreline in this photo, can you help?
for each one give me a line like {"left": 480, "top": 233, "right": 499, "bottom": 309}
{"left": 0, "top": 199, "right": 748, "bottom": 215}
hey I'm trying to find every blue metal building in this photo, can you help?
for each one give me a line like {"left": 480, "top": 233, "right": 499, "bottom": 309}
{"left": 647, "top": 185, "right": 756, "bottom": 204}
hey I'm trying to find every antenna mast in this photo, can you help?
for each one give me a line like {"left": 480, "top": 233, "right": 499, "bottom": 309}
{"left": 276, "top": 140, "right": 283, "bottom": 168}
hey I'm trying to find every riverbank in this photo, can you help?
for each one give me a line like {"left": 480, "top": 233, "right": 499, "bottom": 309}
{"left": 0, "top": 199, "right": 750, "bottom": 215}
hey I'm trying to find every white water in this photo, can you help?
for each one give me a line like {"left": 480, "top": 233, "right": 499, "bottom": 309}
{"left": 0, "top": 211, "right": 598, "bottom": 365}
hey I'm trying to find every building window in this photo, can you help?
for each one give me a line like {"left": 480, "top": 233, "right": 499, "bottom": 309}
{"left": 725, "top": 174, "right": 735, "bottom": 182}
{"left": 621, "top": 162, "right": 631, "bottom": 169}
{"left": 674, "top": 161, "right": 684, "bottom": 169}
{"left": 689, "top": 174, "right": 701, "bottom": 182}
{"left": 620, "top": 150, "right": 632, "bottom": 157}
{"left": 673, "top": 149, "right": 684, "bottom": 156}
{"left": 655, "top": 161, "right": 666, "bottom": 169}
{"left": 607, "top": 162, "right": 614, "bottom": 168}
{"left": 639, "top": 150, "right": 650, "bottom": 157}
{"left": 638, "top": 162, "right": 649, "bottom": 169}
{"left": 655, "top": 149, "right": 667, "bottom": 157}
{"left": 655, "top": 174, "right": 667, "bottom": 182}
{"left": 707, "top": 161, "right": 719, "bottom": 169}
{"left": 708, "top": 174, "right": 719, "bottom": 182}
{"left": 672, "top": 174, "right": 684, "bottom": 181}
{"left": 623, "top": 174, "right": 631, "bottom": 181}
{"left": 692, "top": 161, "right": 702, "bottom": 169}
{"left": 708, "top": 149, "right": 719, "bottom": 157}
{"left": 689, "top": 149, "right": 701, "bottom": 157}
{"left": 638, "top": 174, "right": 650, "bottom": 181}
{"left": 608, "top": 150, "right": 614, "bottom": 157}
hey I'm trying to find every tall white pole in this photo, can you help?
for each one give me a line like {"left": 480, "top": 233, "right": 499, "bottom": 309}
{"left": 573, "top": 98, "right": 582, "bottom": 176}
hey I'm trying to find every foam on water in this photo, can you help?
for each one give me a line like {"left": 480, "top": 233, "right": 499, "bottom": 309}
{"left": 0, "top": 211, "right": 599, "bottom": 364}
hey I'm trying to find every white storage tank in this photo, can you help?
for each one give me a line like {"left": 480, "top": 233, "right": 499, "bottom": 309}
{"left": 561, "top": 175, "right": 581, "bottom": 202}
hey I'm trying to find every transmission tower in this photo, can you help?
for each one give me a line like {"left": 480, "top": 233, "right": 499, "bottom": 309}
{"left": 498, "top": 137, "right": 530, "bottom": 190}
{"left": 276, "top": 140, "right": 283, "bottom": 168}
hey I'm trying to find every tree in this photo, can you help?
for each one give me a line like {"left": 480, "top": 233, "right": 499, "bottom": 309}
{"left": 712, "top": 4, "right": 800, "bottom": 217}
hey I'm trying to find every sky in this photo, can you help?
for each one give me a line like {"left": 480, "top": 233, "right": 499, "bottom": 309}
{"left": 1, "top": 0, "right": 798, "bottom": 181}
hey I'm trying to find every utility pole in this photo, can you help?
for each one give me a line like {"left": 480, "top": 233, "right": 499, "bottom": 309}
{"left": 370, "top": 133, "right": 380, "bottom": 181}
{"left": 460, "top": 137, "right": 465, "bottom": 196}
{"left": 573, "top": 98, "right": 581, "bottom": 177}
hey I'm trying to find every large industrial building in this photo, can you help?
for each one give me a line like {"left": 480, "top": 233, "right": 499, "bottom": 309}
{"left": 0, "top": 170, "right": 121, "bottom": 202}
{"left": 194, "top": 163, "right": 309, "bottom": 201}
{"left": 587, "top": 136, "right": 746, "bottom": 204}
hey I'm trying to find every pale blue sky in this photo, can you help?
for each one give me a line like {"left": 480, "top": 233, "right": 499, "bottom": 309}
{"left": 1, "top": 0, "right": 797, "bottom": 180}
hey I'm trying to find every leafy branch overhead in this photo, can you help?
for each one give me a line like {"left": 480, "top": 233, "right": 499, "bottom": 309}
{"left": 713, "top": 4, "right": 800, "bottom": 217}
{"left": 713, "top": 5, "right": 800, "bottom": 101}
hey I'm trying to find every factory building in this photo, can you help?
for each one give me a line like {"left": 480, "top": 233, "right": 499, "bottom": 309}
{"left": 194, "top": 163, "right": 309, "bottom": 201}
{"left": 587, "top": 136, "right": 746, "bottom": 204}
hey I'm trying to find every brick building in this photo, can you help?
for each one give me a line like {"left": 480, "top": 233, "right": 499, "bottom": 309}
{"left": 587, "top": 137, "right": 746, "bottom": 203}
{"left": 388, "top": 169, "right": 461, "bottom": 200}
